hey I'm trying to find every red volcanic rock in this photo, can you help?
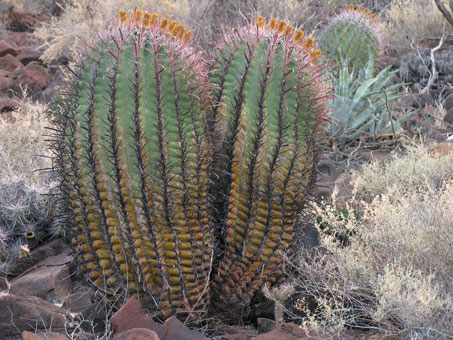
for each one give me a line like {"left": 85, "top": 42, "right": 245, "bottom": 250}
{"left": 444, "top": 93, "right": 453, "bottom": 112}
{"left": 113, "top": 328, "right": 161, "bottom": 340}
{"left": 16, "top": 47, "right": 42, "bottom": 65}
{"left": 111, "top": 297, "right": 166, "bottom": 338}
{"left": 162, "top": 316, "right": 209, "bottom": 340}
{"left": 8, "top": 31, "right": 40, "bottom": 47}
{"left": 0, "top": 76, "right": 14, "bottom": 92}
{"left": 63, "top": 285, "right": 93, "bottom": 314}
{"left": 0, "top": 40, "right": 18, "bottom": 57}
{"left": 0, "top": 54, "right": 24, "bottom": 72}
{"left": 0, "top": 97, "right": 20, "bottom": 112}
{"left": 9, "top": 263, "right": 71, "bottom": 302}
{"left": 9, "top": 61, "right": 52, "bottom": 94}
{"left": 7, "top": 12, "right": 48, "bottom": 32}
{"left": 444, "top": 108, "right": 453, "bottom": 126}
{"left": 111, "top": 298, "right": 208, "bottom": 340}
{"left": 0, "top": 295, "right": 66, "bottom": 339}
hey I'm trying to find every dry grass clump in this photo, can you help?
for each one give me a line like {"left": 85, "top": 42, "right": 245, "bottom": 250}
{"left": 353, "top": 141, "right": 453, "bottom": 200}
{"left": 34, "top": 0, "right": 189, "bottom": 64}
{"left": 276, "top": 143, "right": 453, "bottom": 339}
{"left": 385, "top": 0, "right": 453, "bottom": 49}
{"left": 0, "top": 100, "right": 52, "bottom": 188}
{"left": 186, "top": 0, "right": 319, "bottom": 53}
{"left": 245, "top": 0, "right": 318, "bottom": 30}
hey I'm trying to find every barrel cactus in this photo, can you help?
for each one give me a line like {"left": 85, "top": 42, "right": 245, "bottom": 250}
{"left": 209, "top": 17, "right": 329, "bottom": 321}
{"left": 318, "top": 5, "right": 383, "bottom": 72}
{"left": 50, "top": 11, "right": 329, "bottom": 322}
{"left": 50, "top": 9, "right": 213, "bottom": 318}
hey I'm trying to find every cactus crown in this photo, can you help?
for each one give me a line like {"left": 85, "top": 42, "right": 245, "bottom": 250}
{"left": 118, "top": 9, "right": 193, "bottom": 41}
{"left": 319, "top": 5, "right": 383, "bottom": 72}
{"left": 238, "top": 16, "right": 323, "bottom": 63}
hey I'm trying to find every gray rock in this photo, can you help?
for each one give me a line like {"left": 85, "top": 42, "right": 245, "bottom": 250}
{"left": 444, "top": 93, "right": 453, "bottom": 112}
{"left": 9, "top": 249, "right": 73, "bottom": 303}
{"left": 113, "top": 328, "right": 160, "bottom": 340}
{"left": 62, "top": 285, "right": 93, "bottom": 315}
{"left": 9, "top": 263, "right": 71, "bottom": 302}
{"left": 256, "top": 318, "right": 278, "bottom": 334}
{"left": 0, "top": 294, "right": 66, "bottom": 339}
{"left": 444, "top": 108, "right": 453, "bottom": 126}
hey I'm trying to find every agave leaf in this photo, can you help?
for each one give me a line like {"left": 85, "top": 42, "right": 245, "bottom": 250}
{"left": 352, "top": 78, "right": 378, "bottom": 104}
{"left": 349, "top": 107, "right": 375, "bottom": 130}
{"left": 348, "top": 119, "right": 377, "bottom": 140}
{"left": 388, "top": 109, "right": 416, "bottom": 132}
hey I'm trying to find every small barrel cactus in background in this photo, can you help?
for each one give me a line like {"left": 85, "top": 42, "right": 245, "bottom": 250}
{"left": 50, "top": 9, "right": 213, "bottom": 318}
{"left": 318, "top": 5, "right": 383, "bottom": 72}
{"left": 209, "top": 16, "right": 329, "bottom": 321}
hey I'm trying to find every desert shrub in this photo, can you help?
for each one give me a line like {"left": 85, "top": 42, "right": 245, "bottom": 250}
{"left": 353, "top": 141, "right": 453, "bottom": 199}
{"left": 34, "top": 0, "right": 189, "bottom": 63}
{"left": 275, "top": 143, "right": 453, "bottom": 339}
{"left": 385, "top": 0, "right": 453, "bottom": 50}
{"left": 0, "top": 101, "right": 52, "bottom": 187}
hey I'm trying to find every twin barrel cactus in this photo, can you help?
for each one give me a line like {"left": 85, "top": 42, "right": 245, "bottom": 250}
{"left": 50, "top": 9, "right": 329, "bottom": 321}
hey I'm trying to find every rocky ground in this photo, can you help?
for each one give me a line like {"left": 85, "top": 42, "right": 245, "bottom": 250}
{"left": 0, "top": 11, "right": 61, "bottom": 117}
{"left": 0, "top": 9, "right": 452, "bottom": 340}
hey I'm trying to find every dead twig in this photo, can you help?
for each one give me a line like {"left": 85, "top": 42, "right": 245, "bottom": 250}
{"left": 418, "top": 22, "right": 447, "bottom": 94}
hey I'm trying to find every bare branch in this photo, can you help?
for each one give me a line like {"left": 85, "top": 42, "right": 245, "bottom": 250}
{"left": 420, "top": 22, "right": 447, "bottom": 94}
{"left": 434, "top": 0, "right": 453, "bottom": 26}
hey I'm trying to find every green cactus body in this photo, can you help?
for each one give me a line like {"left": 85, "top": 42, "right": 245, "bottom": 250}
{"left": 51, "top": 11, "right": 213, "bottom": 317}
{"left": 210, "top": 17, "right": 329, "bottom": 320}
{"left": 319, "top": 6, "right": 382, "bottom": 72}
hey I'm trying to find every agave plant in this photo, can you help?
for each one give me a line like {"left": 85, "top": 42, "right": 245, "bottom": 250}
{"left": 330, "top": 55, "right": 411, "bottom": 146}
